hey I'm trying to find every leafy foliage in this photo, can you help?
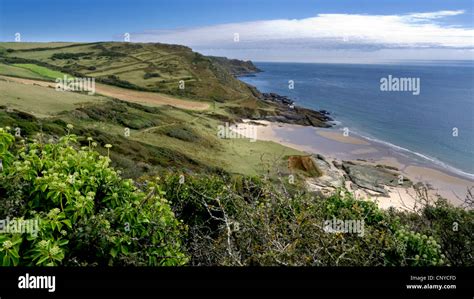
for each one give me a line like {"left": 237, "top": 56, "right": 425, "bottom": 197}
{"left": 163, "top": 174, "right": 471, "bottom": 266}
{"left": 0, "top": 127, "right": 188, "bottom": 266}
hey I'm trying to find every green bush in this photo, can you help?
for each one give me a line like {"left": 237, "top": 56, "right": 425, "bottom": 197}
{"left": 389, "top": 197, "right": 473, "bottom": 266}
{"left": 0, "top": 127, "right": 188, "bottom": 266}
{"left": 161, "top": 126, "right": 199, "bottom": 142}
{"left": 143, "top": 72, "right": 161, "bottom": 79}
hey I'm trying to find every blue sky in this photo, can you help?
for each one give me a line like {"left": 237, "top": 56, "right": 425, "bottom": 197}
{"left": 1, "top": 0, "right": 473, "bottom": 62}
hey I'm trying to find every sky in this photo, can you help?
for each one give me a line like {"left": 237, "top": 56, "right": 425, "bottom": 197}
{"left": 0, "top": 0, "right": 473, "bottom": 63}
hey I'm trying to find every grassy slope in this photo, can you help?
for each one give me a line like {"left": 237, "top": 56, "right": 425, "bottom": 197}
{"left": 0, "top": 63, "right": 46, "bottom": 80}
{"left": 0, "top": 79, "right": 107, "bottom": 117}
{"left": 68, "top": 100, "right": 301, "bottom": 176}
{"left": 0, "top": 42, "right": 303, "bottom": 177}
{"left": 0, "top": 42, "right": 264, "bottom": 105}
{"left": 12, "top": 63, "right": 70, "bottom": 80}
{"left": 0, "top": 74, "right": 210, "bottom": 111}
{"left": 0, "top": 80, "right": 301, "bottom": 177}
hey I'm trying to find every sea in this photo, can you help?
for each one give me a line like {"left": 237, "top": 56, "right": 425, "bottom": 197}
{"left": 239, "top": 61, "right": 474, "bottom": 180}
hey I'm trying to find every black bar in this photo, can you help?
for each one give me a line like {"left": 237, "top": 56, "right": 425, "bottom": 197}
{"left": 0, "top": 267, "right": 472, "bottom": 298}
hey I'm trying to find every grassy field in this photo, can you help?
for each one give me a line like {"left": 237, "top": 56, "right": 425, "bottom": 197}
{"left": 130, "top": 108, "right": 301, "bottom": 175}
{"left": 0, "top": 74, "right": 210, "bottom": 111}
{"left": 0, "top": 63, "right": 47, "bottom": 79}
{"left": 0, "top": 79, "right": 107, "bottom": 117}
{"left": 12, "top": 63, "right": 70, "bottom": 80}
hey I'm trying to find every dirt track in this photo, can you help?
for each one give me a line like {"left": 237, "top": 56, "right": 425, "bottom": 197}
{"left": 0, "top": 75, "right": 210, "bottom": 111}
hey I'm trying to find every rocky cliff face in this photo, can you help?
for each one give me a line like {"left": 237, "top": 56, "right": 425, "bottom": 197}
{"left": 208, "top": 56, "right": 262, "bottom": 76}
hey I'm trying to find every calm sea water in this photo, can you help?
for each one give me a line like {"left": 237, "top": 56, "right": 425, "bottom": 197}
{"left": 240, "top": 61, "right": 474, "bottom": 178}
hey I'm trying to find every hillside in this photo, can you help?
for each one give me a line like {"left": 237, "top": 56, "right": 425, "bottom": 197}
{"left": 208, "top": 56, "right": 262, "bottom": 76}
{"left": 0, "top": 42, "right": 332, "bottom": 126}
{"left": 0, "top": 42, "right": 260, "bottom": 103}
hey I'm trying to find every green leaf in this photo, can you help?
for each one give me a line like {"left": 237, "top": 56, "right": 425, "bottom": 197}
{"left": 60, "top": 239, "right": 69, "bottom": 246}
{"left": 11, "top": 255, "right": 19, "bottom": 266}
{"left": 10, "top": 249, "right": 20, "bottom": 259}
{"left": 3, "top": 255, "right": 11, "bottom": 266}
{"left": 37, "top": 256, "right": 49, "bottom": 265}
{"left": 110, "top": 247, "right": 118, "bottom": 258}
{"left": 62, "top": 220, "right": 72, "bottom": 229}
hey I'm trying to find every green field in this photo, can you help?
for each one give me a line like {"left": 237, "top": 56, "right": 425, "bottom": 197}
{"left": 12, "top": 63, "right": 70, "bottom": 80}
{"left": 0, "top": 80, "right": 107, "bottom": 117}
{"left": 0, "top": 63, "right": 46, "bottom": 79}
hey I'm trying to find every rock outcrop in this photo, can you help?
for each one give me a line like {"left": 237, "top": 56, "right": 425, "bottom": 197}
{"left": 300, "top": 155, "right": 412, "bottom": 197}
{"left": 305, "top": 155, "right": 345, "bottom": 196}
{"left": 259, "top": 93, "right": 333, "bottom": 128}
{"left": 341, "top": 161, "right": 412, "bottom": 196}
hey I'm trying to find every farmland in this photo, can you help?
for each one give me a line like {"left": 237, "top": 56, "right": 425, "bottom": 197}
{"left": 0, "top": 45, "right": 298, "bottom": 177}
{"left": 0, "top": 42, "right": 262, "bottom": 103}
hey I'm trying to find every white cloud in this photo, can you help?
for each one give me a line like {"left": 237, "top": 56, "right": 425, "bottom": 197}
{"left": 131, "top": 10, "right": 474, "bottom": 62}
{"left": 407, "top": 10, "right": 465, "bottom": 20}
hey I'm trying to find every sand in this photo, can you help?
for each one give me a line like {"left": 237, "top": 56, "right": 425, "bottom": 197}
{"left": 235, "top": 120, "right": 473, "bottom": 210}
{"left": 316, "top": 130, "right": 370, "bottom": 145}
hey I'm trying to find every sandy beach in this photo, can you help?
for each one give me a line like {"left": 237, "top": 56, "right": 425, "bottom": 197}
{"left": 234, "top": 120, "right": 473, "bottom": 210}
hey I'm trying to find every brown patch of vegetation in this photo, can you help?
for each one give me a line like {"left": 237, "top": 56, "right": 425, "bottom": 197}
{"left": 288, "top": 155, "right": 322, "bottom": 177}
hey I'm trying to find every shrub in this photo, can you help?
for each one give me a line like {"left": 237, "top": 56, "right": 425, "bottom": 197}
{"left": 50, "top": 52, "right": 93, "bottom": 60}
{"left": 0, "top": 127, "right": 188, "bottom": 266}
{"left": 391, "top": 197, "right": 473, "bottom": 266}
{"left": 161, "top": 126, "right": 199, "bottom": 142}
{"left": 163, "top": 174, "right": 465, "bottom": 266}
{"left": 144, "top": 72, "right": 161, "bottom": 79}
